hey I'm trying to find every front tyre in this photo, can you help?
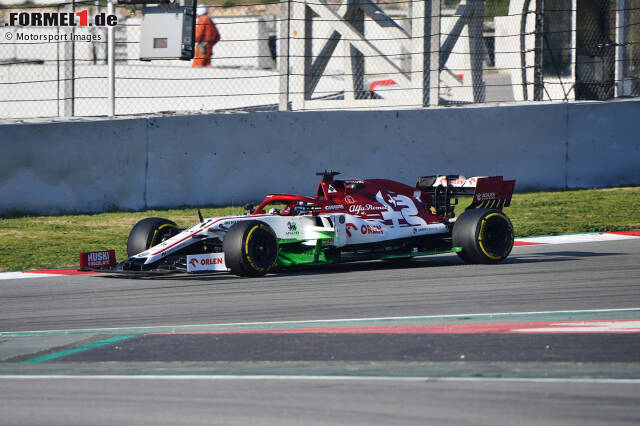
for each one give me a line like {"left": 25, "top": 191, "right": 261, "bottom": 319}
{"left": 223, "top": 221, "right": 279, "bottom": 277}
{"left": 127, "top": 217, "right": 179, "bottom": 257}
{"left": 452, "top": 209, "right": 514, "bottom": 264}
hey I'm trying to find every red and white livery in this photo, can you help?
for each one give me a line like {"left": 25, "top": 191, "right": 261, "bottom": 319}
{"left": 109, "top": 172, "right": 516, "bottom": 277}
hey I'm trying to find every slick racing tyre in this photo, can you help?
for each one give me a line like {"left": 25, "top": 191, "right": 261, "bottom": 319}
{"left": 127, "top": 217, "right": 180, "bottom": 257}
{"left": 452, "top": 209, "right": 514, "bottom": 264}
{"left": 223, "top": 220, "right": 279, "bottom": 277}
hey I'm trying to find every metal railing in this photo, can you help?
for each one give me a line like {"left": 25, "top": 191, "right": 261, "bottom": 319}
{"left": 1, "top": 0, "right": 639, "bottom": 119}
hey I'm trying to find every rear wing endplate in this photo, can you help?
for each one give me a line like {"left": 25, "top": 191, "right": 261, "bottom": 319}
{"left": 417, "top": 175, "right": 515, "bottom": 215}
{"left": 465, "top": 176, "right": 516, "bottom": 210}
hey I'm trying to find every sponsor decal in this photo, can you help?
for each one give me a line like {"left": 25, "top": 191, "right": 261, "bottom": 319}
{"left": 344, "top": 222, "right": 384, "bottom": 238}
{"left": 186, "top": 253, "right": 227, "bottom": 272}
{"left": 344, "top": 195, "right": 355, "bottom": 204}
{"left": 79, "top": 250, "right": 116, "bottom": 269}
{"left": 324, "top": 204, "right": 344, "bottom": 211}
{"left": 285, "top": 221, "right": 300, "bottom": 237}
{"left": 476, "top": 192, "right": 496, "bottom": 201}
{"left": 433, "top": 176, "right": 480, "bottom": 187}
{"left": 361, "top": 224, "right": 383, "bottom": 235}
{"left": 345, "top": 223, "right": 357, "bottom": 238}
{"left": 328, "top": 185, "right": 337, "bottom": 193}
{"left": 435, "top": 176, "right": 467, "bottom": 186}
{"left": 220, "top": 220, "right": 239, "bottom": 229}
{"left": 348, "top": 204, "right": 388, "bottom": 214}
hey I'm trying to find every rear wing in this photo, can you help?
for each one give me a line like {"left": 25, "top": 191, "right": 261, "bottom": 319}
{"left": 416, "top": 175, "right": 516, "bottom": 217}
{"left": 465, "top": 176, "right": 516, "bottom": 210}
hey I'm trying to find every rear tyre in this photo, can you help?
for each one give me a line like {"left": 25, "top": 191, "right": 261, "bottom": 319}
{"left": 452, "top": 209, "right": 514, "bottom": 264}
{"left": 127, "top": 217, "right": 179, "bottom": 257}
{"left": 223, "top": 221, "right": 279, "bottom": 277}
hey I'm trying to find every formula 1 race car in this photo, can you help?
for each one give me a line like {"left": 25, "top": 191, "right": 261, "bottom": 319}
{"left": 107, "top": 171, "right": 516, "bottom": 277}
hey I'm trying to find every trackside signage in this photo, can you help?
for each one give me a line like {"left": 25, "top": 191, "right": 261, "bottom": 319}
{"left": 187, "top": 253, "right": 227, "bottom": 272}
{"left": 79, "top": 250, "right": 116, "bottom": 269}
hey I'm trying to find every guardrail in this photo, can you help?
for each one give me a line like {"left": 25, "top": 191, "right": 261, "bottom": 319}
{"left": 1, "top": 99, "right": 638, "bottom": 215}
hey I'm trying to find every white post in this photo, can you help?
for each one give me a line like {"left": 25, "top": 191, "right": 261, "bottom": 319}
{"left": 289, "top": 0, "right": 306, "bottom": 110}
{"left": 411, "top": 0, "right": 425, "bottom": 106}
{"left": 107, "top": 0, "right": 116, "bottom": 116}
{"left": 615, "top": 0, "right": 626, "bottom": 97}
{"left": 428, "top": 0, "right": 441, "bottom": 106}
{"left": 413, "top": 0, "right": 441, "bottom": 107}
{"left": 278, "top": 0, "right": 291, "bottom": 111}
{"left": 60, "top": 26, "right": 74, "bottom": 117}
{"left": 569, "top": 0, "right": 577, "bottom": 100}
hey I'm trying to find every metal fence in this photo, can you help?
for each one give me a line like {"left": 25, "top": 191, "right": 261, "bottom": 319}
{"left": 1, "top": 0, "right": 639, "bottom": 119}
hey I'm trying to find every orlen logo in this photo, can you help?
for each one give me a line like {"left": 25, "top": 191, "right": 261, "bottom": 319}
{"left": 200, "top": 258, "right": 223, "bottom": 266}
{"left": 345, "top": 223, "right": 357, "bottom": 238}
{"left": 436, "top": 176, "right": 467, "bottom": 186}
{"left": 361, "top": 224, "right": 383, "bottom": 235}
{"left": 345, "top": 222, "right": 383, "bottom": 237}
{"left": 186, "top": 253, "right": 226, "bottom": 272}
{"left": 191, "top": 257, "right": 223, "bottom": 268}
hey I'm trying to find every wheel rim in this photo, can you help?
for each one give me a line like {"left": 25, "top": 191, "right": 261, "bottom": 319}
{"left": 481, "top": 215, "right": 512, "bottom": 257}
{"left": 149, "top": 225, "right": 177, "bottom": 248}
{"left": 246, "top": 227, "right": 277, "bottom": 270}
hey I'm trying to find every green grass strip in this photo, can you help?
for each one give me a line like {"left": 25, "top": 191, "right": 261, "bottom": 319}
{"left": 1, "top": 187, "right": 639, "bottom": 271}
{"left": 21, "top": 335, "right": 136, "bottom": 364}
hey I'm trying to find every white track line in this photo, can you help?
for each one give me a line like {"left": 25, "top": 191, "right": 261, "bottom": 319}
{"left": 516, "top": 232, "right": 640, "bottom": 245}
{"left": 3, "top": 307, "right": 638, "bottom": 337}
{"left": 1, "top": 375, "right": 639, "bottom": 384}
{"left": 0, "top": 272, "right": 62, "bottom": 280}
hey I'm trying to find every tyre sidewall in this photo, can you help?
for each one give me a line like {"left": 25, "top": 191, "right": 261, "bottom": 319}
{"left": 453, "top": 209, "right": 514, "bottom": 264}
{"left": 223, "top": 220, "right": 279, "bottom": 277}
{"left": 127, "top": 217, "right": 179, "bottom": 257}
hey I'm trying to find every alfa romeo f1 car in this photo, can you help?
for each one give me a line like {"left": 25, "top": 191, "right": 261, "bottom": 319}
{"left": 111, "top": 172, "right": 516, "bottom": 277}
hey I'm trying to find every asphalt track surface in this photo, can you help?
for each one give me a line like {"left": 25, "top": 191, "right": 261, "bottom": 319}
{"left": 2, "top": 240, "right": 640, "bottom": 332}
{"left": 1, "top": 239, "right": 640, "bottom": 425}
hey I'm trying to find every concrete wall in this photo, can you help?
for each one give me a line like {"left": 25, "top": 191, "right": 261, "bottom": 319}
{"left": 0, "top": 119, "right": 148, "bottom": 214}
{"left": 1, "top": 99, "right": 638, "bottom": 215}
{"left": 567, "top": 101, "right": 640, "bottom": 188}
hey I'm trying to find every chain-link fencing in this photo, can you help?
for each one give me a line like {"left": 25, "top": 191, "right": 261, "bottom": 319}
{"left": 1, "top": 0, "right": 639, "bottom": 118}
